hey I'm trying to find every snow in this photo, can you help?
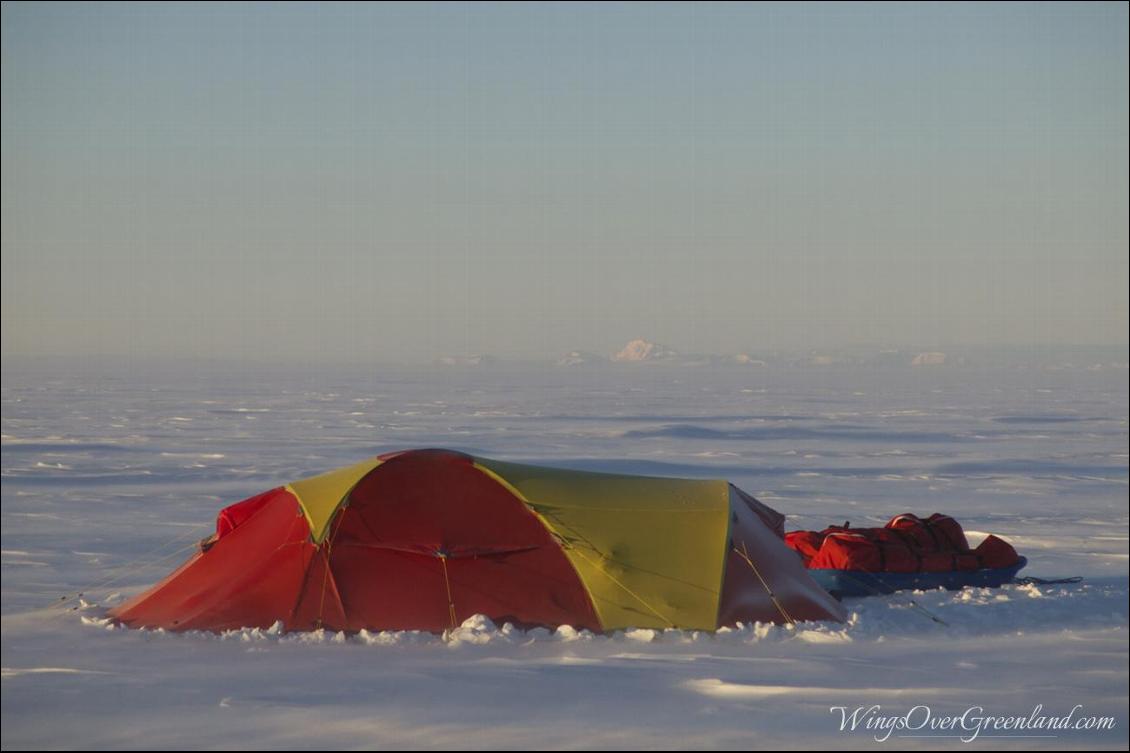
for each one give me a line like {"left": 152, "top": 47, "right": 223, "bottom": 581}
{"left": 2, "top": 359, "right": 1127, "bottom": 749}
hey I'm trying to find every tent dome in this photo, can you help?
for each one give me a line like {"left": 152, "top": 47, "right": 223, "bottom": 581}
{"left": 109, "top": 449, "right": 845, "bottom": 632}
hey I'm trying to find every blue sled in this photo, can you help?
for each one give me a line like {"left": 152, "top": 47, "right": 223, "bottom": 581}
{"left": 810, "top": 556, "right": 1027, "bottom": 599}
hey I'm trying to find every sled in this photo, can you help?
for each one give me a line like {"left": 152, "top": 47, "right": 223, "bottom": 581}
{"left": 808, "top": 556, "right": 1027, "bottom": 599}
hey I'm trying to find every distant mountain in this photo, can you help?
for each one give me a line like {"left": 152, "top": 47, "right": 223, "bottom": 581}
{"left": 545, "top": 344, "right": 1129, "bottom": 370}
{"left": 611, "top": 339, "right": 681, "bottom": 363}
{"left": 911, "top": 352, "right": 947, "bottom": 366}
{"left": 555, "top": 340, "right": 773, "bottom": 367}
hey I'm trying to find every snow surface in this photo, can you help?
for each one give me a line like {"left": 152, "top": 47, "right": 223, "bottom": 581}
{"left": 2, "top": 359, "right": 1127, "bottom": 749}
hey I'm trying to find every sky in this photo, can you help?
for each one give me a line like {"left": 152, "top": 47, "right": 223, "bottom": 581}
{"left": 2, "top": 2, "right": 1127, "bottom": 362}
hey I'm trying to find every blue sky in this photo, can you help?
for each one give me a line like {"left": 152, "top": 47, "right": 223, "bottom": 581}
{"left": 2, "top": 2, "right": 1126, "bottom": 361}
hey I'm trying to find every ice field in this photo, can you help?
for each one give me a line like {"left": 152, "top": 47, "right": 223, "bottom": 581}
{"left": 2, "top": 358, "right": 1127, "bottom": 749}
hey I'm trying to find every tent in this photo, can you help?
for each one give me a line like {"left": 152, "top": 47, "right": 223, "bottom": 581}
{"left": 109, "top": 448, "right": 845, "bottom": 633}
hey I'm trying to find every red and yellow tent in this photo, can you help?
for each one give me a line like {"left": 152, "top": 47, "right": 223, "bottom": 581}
{"left": 110, "top": 449, "right": 845, "bottom": 632}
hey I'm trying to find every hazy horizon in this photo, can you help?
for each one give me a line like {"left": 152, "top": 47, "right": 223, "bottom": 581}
{"left": 3, "top": 340, "right": 1127, "bottom": 371}
{"left": 3, "top": 2, "right": 1127, "bottom": 362}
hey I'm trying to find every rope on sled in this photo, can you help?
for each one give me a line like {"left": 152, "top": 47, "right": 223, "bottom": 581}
{"left": 832, "top": 571, "right": 1084, "bottom": 627}
{"left": 1012, "top": 575, "right": 1084, "bottom": 586}
{"left": 834, "top": 570, "right": 950, "bottom": 627}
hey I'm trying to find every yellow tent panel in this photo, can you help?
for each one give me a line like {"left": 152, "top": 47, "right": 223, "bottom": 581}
{"left": 473, "top": 457, "right": 731, "bottom": 630}
{"left": 286, "top": 456, "right": 384, "bottom": 542}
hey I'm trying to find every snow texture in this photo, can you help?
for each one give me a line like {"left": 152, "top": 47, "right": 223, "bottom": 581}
{"left": 2, "top": 360, "right": 1127, "bottom": 749}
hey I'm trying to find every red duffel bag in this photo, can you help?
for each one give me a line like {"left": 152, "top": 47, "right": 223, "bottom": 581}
{"left": 787, "top": 513, "right": 1019, "bottom": 573}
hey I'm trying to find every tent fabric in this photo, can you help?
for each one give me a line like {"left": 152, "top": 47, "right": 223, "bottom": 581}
{"left": 109, "top": 449, "right": 845, "bottom": 633}
{"left": 471, "top": 457, "right": 731, "bottom": 630}
{"left": 286, "top": 455, "right": 384, "bottom": 542}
